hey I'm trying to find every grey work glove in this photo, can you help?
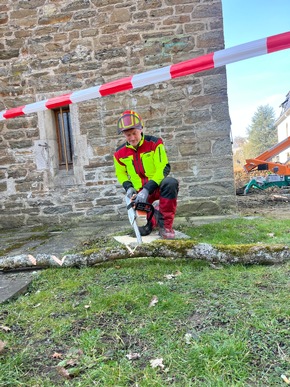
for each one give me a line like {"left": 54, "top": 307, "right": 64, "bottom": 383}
{"left": 126, "top": 187, "right": 137, "bottom": 198}
{"left": 134, "top": 188, "right": 149, "bottom": 204}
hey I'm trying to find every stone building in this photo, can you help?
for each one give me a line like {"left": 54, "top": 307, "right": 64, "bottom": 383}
{"left": 275, "top": 91, "right": 290, "bottom": 163}
{"left": 0, "top": 0, "right": 236, "bottom": 229}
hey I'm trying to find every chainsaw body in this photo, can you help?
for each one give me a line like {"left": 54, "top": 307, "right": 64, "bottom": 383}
{"left": 125, "top": 196, "right": 154, "bottom": 244}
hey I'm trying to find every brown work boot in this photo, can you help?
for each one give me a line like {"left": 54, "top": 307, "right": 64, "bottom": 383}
{"left": 159, "top": 227, "right": 175, "bottom": 240}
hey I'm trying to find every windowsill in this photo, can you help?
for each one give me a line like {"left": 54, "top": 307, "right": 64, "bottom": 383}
{"left": 54, "top": 168, "right": 76, "bottom": 186}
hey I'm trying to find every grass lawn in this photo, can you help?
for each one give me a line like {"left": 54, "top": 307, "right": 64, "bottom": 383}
{"left": 0, "top": 218, "right": 290, "bottom": 386}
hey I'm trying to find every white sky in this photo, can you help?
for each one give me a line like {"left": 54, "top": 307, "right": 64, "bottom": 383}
{"left": 222, "top": 0, "right": 290, "bottom": 138}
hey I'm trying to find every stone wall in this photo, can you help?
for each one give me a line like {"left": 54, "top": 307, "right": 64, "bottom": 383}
{"left": 0, "top": 0, "right": 236, "bottom": 229}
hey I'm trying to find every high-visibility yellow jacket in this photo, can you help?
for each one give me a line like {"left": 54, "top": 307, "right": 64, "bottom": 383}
{"left": 113, "top": 134, "right": 170, "bottom": 194}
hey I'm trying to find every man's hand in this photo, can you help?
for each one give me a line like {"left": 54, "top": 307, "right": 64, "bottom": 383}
{"left": 134, "top": 188, "right": 149, "bottom": 204}
{"left": 126, "top": 187, "right": 137, "bottom": 198}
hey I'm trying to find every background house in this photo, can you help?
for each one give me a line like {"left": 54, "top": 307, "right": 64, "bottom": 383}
{"left": 0, "top": 0, "right": 236, "bottom": 229}
{"left": 275, "top": 91, "right": 290, "bottom": 163}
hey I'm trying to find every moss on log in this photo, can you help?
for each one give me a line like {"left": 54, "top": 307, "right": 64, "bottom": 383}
{"left": 0, "top": 239, "right": 290, "bottom": 271}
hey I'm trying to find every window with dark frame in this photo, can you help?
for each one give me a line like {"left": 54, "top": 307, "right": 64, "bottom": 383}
{"left": 54, "top": 107, "right": 74, "bottom": 170}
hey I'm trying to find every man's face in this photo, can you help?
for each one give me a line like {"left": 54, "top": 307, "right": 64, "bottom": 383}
{"left": 122, "top": 128, "right": 142, "bottom": 147}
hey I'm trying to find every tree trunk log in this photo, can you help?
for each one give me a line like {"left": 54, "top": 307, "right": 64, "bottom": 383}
{"left": 0, "top": 240, "right": 289, "bottom": 271}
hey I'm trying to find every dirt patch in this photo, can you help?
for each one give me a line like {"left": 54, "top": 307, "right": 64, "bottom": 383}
{"left": 236, "top": 188, "right": 290, "bottom": 219}
{"left": 234, "top": 168, "right": 290, "bottom": 219}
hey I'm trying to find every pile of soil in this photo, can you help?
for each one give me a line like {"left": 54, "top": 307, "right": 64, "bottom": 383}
{"left": 236, "top": 187, "right": 290, "bottom": 219}
{"left": 234, "top": 168, "right": 290, "bottom": 218}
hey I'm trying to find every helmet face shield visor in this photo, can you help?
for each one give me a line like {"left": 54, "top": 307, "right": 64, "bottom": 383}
{"left": 117, "top": 113, "right": 143, "bottom": 134}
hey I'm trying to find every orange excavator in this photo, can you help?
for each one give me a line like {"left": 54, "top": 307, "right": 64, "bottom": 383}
{"left": 242, "top": 136, "right": 290, "bottom": 194}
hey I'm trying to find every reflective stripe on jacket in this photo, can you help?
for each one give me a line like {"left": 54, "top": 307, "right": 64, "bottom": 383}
{"left": 113, "top": 134, "right": 170, "bottom": 193}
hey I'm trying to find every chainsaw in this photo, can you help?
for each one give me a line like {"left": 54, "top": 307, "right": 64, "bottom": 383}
{"left": 125, "top": 195, "right": 154, "bottom": 244}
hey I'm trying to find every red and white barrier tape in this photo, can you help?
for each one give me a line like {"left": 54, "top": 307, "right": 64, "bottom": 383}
{"left": 1, "top": 31, "right": 290, "bottom": 121}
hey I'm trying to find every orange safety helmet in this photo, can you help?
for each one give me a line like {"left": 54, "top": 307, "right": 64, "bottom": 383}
{"left": 117, "top": 110, "right": 143, "bottom": 134}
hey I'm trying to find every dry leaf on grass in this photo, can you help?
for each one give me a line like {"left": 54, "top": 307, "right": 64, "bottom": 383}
{"left": 57, "top": 348, "right": 84, "bottom": 379}
{"left": 126, "top": 352, "right": 141, "bottom": 360}
{"left": 149, "top": 295, "right": 158, "bottom": 307}
{"left": 52, "top": 352, "right": 63, "bottom": 359}
{"left": 184, "top": 333, "right": 193, "bottom": 344}
{"left": 164, "top": 271, "right": 182, "bottom": 280}
{"left": 164, "top": 274, "right": 175, "bottom": 280}
{"left": 57, "top": 366, "right": 81, "bottom": 379}
{"left": 150, "top": 357, "right": 165, "bottom": 369}
{"left": 66, "top": 358, "right": 79, "bottom": 366}
{"left": 0, "top": 340, "right": 7, "bottom": 353}
{"left": 281, "top": 374, "right": 290, "bottom": 385}
{"left": 209, "top": 263, "right": 223, "bottom": 270}
{"left": 57, "top": 367, "right": 72, "bottom": 380}
{"left": 57, "top": 349, "right": 83, "bottom": 366}
{"left": 0, "top": 325, "right": 11, "bottom": 332}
